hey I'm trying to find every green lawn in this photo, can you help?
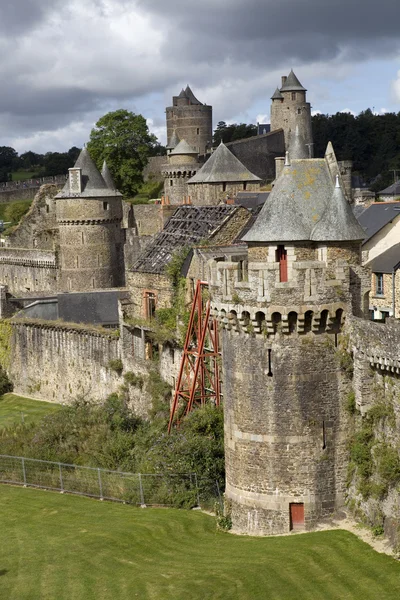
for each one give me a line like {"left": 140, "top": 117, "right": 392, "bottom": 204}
{"left": 0, "top": 394, "right": 60, "bottom": 429}
{"left": 0, "top": 486, "right": 399, "bottom": 600}
{"left": 10, "top": 170, "right": 41, "bottom": 182}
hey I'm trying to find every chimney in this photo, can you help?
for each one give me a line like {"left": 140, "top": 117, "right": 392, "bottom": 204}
{"left": 68, "top": 167, "right": 82, "bottom": 194}
{"left": 281, "top": 76, "right": 287, "bottom": 87}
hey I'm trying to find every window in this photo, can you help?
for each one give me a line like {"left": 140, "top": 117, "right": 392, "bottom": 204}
{"left": 144, "top": 291, "right": 156, "bottom": 319}
{"left": 297, "top": 108, "right": 301, "bottom": 115}
{"left": 222, "top": 182, "right": 227, "bottom": 192}
{"left": 170, "top": 180, "right": 173, "bottom": 186}
{"left": 291, "top": 92, "right": 296, "bottom": 101}
{"left": 197, "top": 128, "right": 200, "bottom": 135}
{"left": 276, "top": 245, "right": 288, "bottom": 282}
{"left": 237, "top": 260, "right": 248, "bottom": 282}
{"left": 243, "top": 182, "right": 247, "bottom": 191}
{"left": 375, "top": 273, "right": 384, "bottom": 296}
{"left": 103, "top": 202, "right": 109, "bottom": 210}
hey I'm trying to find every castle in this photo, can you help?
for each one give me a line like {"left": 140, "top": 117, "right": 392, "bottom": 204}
{"left": 1, "top": 71, "right": 400, "bottom": 543}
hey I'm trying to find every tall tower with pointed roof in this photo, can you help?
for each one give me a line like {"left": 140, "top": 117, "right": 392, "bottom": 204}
{"left": 55, "top": 148, "right": 124, "bottom": 292}
{"left": 270, "top": 70, "right": 313, "bottom": 158}
{"left": 207, "top": 141, "right": 369, "bottom": 535}
{"left": 166, "top": 85, "right": 212, "bottom": 156}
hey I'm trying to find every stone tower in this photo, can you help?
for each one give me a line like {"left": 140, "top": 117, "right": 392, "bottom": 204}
{"left": 55, "top": 148, "right": 123, "bottom": 292}
{"left": 166, "top": 86, "right": 212, "bottom": 156}
{"left": 270, "top": 70, "right": 313, "bottom": 158}
{"left": 162, "top": 139, "right": 202, "bottom": 205}
{"left": 208, "top": 145, "right": 368, "bottom": 535}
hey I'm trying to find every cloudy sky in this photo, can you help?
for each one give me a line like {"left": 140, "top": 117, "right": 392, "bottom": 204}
{"left": 1, "top": 0, "right": 400, "bottom": 153}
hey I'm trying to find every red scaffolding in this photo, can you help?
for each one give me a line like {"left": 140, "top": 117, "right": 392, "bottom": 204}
{"left": 168, "top": 280, "right": 221, "bottom": 433}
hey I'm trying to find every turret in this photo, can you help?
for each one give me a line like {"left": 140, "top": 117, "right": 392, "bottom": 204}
{"left": 161, "top": 139, "right": 202, "bottom": 205}
{"left": 270, "top": 70, "right": 313, "bottom": 158}
{"left": 207, "top": 143, "right": 368, "bottom": 535}
{"left": 55, "top": 149, "right": 123, "bottom": 291}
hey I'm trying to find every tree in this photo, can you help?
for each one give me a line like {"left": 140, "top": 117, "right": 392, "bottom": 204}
{"left": 213, "top": 121, "right": 257, "bottom": 146}
{"left": 87, "top": 109, "right": 158, "bottom": 197}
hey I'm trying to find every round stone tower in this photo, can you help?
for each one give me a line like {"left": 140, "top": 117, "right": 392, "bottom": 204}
{"left": 209, "top": 152, "right": 368, "bottom": 535}
{"left": 166, "top": 85, "right": 212, "bottom": 156}
{"left": 162, "top": 139, "right": 202, "bottom": 205}
{"left": 55, "top": 149, "right": 123, "bottom": 292}
{"left": 270, "top": 70, "right": 313, "bottom": 157}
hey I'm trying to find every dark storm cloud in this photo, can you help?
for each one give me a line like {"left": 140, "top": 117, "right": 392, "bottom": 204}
{"left": 141, "top": 0, "right": 400, "bottom": 67}
{"left": 1, "top": 0, "right": 399, "bottom": 151}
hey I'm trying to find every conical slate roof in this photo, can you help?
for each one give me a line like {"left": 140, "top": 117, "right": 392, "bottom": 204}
{"left": 56, "top": 147, "right": 122, "bottom": 198}
{"left": 184, "top": 85, "right": 202, "bottom": 105}
{"left": 271, "top": 87, "right": 284, "bottom": 100}
{"left": 289, "top": 125, "right": 308, "bottom": 159}
{"left": 169, "top": 139, "right": 198, "bottom": 156}
{"left": 101, "top": 161, "right": 116, "bottom": 190}
{"left": 310, "top": 176, "right": 365, "bottom": 241}
{"left": 243, "top": 144, "right": 364, "bottom": 243}
{"left": 280, "top": 70, "right": 306, "bottom": 92}
{"left": 188, "top": 143, "right": 261, "bottom": 183}
{"left": 166, "top": 130, "right": 180, "bottom": 150}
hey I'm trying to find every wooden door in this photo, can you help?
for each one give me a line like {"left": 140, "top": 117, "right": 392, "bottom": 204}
{"left": 276, "top": 245, "right": 288, "bottom": 282}
{"left": 290, "top": 503, "right": 305, "bottom": 530}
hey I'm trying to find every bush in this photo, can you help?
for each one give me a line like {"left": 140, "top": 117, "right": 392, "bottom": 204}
{"left": 108, "top": 358, "right": 123, "bottom": 375}
{"left": 0, "top": 366, "right": 13, "bottom": 395}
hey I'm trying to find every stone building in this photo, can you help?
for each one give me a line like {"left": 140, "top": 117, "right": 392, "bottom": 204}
{"left": 187, "top": 142, "right": 261, "bottom": 205}
{"left": 166, "top": 86, "right": 212, "bottom": 156}
{"left": 206, "top": 142, "right": 368, "bottom": 534}
{"left": 161, "top": 139, "right": 202, "bottom": 205}
{"left": 270, "top": 70, "right": 313, "bottom": 158}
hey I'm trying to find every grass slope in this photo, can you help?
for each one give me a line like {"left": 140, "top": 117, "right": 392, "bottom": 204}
{"left": 0, "top": 394, "right": 60, "bottom": 429}
{"left": 0, "top": 485, "right": 399, "bottom": 600}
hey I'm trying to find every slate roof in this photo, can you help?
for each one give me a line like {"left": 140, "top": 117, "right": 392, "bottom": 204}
{"left": 187, "top": 143, "right": 261, "bottom": 184}
{"left": 280, "top": 70, "right": 307, "bottom": 92}
{"left": 56, "top": 147, "right": 122, "bottom": 198}
{"left": 169, "top": 139, "right": 198, "bottom": 156}
{"left": 310, "top": 176, "right": 365, "bottom": 241}
{"left": 367, "top": 243, "right": 400, "bottom": 273}
{"left": 357, "top": 202, "right": 400, "bottom": 243}
{"left": 132, "top": 205, "right": 239, "bottom": 274}
{"left": 235, "top": 191, "right": 269, "bottom": 210}
{"left": 271, "top": 88, "right": 284, "bottom": 100}
{"left": 16, "top": 291, "right": 122, "bottom": 326}
{"left": 166, "top": 130, "right": 180, "bottom": 149}
{"left": 184, "top": 85, "right": 202, "bottom": 105}
{"left": 379, "top": 180, "right": 400, "bottom": 196}
{"left": 101, "top": 161, "right": 116, "bottom": 190}
{"left": 243, "top": 158, "right": 364, "bottom": 243}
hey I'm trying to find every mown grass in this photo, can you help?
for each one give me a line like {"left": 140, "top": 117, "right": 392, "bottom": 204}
{"left": 10, "top": 170, "right": 40, "bottom": 181}
{"left": 0, "top": 394, "right": 60, "bottom": 429}
{"left": 0, "top": 485, "right": 399, "bottom": 600}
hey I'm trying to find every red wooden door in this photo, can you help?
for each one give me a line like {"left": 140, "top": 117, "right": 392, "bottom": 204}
{"left": 290, "top": 503, "right": 305, "bottom": 530}
{"left": 276, "top": 245, "right": 288, "bottom": 282}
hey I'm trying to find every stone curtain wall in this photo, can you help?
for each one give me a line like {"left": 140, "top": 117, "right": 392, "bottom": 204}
{"left": 0, "top": 248, "right": 58, "bottom": 294}
{"left": 226, "top": 130, "right": 285, "bottom": 182}
{"left": 346, "top": 315, "right": 400, "bottom": 548}
{"left": 9, "top": 321, "right": 121, "bottom": 404}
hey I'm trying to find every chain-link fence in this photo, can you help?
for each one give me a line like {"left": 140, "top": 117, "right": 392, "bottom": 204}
{"left": 0, "top": 454, "right": 222, "bottom": 509}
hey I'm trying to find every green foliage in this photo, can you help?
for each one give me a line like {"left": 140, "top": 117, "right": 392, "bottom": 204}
{"left": 123, "top": 371, "right": 144, "bottom": 389}
{"left": 108, "top": 358, "right": 123, "bottom": 375}
{"left": 231, "top": 292, "right": 243, "bottom": 305}
{"left": 135, "top": 180, "right": 164, "bottom": 200}
{"left": 87, "top": 109, "right": 159, "bottom": 197}
{"left": 165, "top": 246, "right": 191, "bottom": 287}
{"left": 213, "top": 121, "right": 257, "bottom": 145}
{"left": 0, "top": 320, "right": 13, "bottom": 369}
{"left": 375, "top": 443, "right": 400, "bottom": 486}
{"left": 215, "top": 499, "right": 232, "bottom": 531}
{"left": 346, "top": 391, "right": 356, "bottom": 415}
{"left": 4, "top": 200, "right": 32, "bottom": 226}
{"left": 0, "top": 367, "right": 12, "bottom": 396}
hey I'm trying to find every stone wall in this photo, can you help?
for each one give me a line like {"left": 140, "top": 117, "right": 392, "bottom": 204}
{"left": 346, "top": 316, "right": 400, "bottom": 548}
{"left": 0, "top": 248, "right": 58, "bottom": 294}
{"left": 9, "top": 321, "right": 121, "bottom": 404}
{"left": 221, "top": 326, "right": 351, "bottom": 535}
{"left": 189, "top": 181, "right": 260, "bottom": 206}
{"left": 226, "top": 130, "right": 285, "bottom": 182}
{"left": 125, "top": 271, "right": 174, "bottom": 319}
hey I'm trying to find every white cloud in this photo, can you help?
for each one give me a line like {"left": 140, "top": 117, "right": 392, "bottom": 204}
{"left": 392, "top": 70, "right": 400, "bottom": 103}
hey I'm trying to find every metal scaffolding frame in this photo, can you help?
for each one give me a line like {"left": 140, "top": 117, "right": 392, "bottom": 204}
{"left": 168, "top": 280, "right": 221, "bottom": 433}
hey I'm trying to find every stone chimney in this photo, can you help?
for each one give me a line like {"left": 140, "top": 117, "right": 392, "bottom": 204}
{"left": 281, "top": 76, "right": 287, "bottom": 87}
{"left": 275, "top": 157, "right": 285, "bottom": 180}
{"left": 68, "top": 167, "right": 82, "bottom": 194}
